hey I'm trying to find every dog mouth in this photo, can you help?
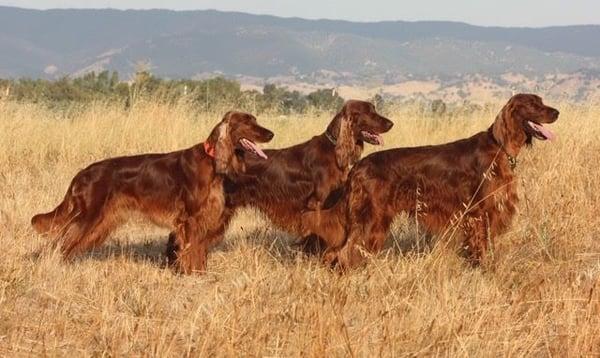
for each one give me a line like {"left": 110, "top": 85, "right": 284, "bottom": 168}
{"left": 526, "top": 121, "right": 556, "bottom": 141}
{"left": 239, "top": 138, "right": 268, "bottom": 159}
{"left": 360, "top": 130, "right": 384, "bottom": 145}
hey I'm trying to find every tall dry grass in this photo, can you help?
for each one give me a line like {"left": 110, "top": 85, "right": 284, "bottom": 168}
{"left": 0, "top": 99, "right": 599, "bottom": 356}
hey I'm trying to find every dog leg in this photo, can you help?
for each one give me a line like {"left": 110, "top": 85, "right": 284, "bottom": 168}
{"left": 165, "top": 232, "right": 179, "bottom": 266}
{"left": 172, "top": 219, "right": 208, "bottom": 274}
{"left": 61, "top": 212, "right": 115, "bottom": 259}
{"left": 462, "top": 216, "right": 488, "bottom": 266}
{"left": 336, "top": 211, "right": 390, "bottom": 270}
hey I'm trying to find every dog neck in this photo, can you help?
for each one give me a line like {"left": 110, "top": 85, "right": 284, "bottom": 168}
{"left": 488, "top": 128, "right": 517, "bottom": 170}
{"left": 324, "top": 130, "right": 337, "bottom": 145}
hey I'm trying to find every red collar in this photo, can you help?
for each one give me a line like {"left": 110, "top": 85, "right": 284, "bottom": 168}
{"left": 203, "top": 142, "right": 216, "bottom": 158}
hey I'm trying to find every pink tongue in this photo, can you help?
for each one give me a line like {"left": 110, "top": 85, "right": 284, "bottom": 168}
{"left": 528, "top": 121, "right": 556, "bottom": 141}
{"left": 362, "top": 131, "right": 384, "bottom": 145}
{"left": 245, "top": 140, "right": 268, "bottom": 159}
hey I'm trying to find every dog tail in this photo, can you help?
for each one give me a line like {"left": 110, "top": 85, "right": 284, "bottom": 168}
{"left": 31, "top": 184, "right": 77, "bottom": 236}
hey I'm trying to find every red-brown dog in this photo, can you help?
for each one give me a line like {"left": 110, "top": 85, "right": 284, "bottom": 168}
{"left": 32, "top": 111, "right": 273, "bottom": 274}
{"left": 223, "top": 100, "right": 394, "bottom": 250}
{"left": 304, "top": 94, "right": 559, "bottom": 268}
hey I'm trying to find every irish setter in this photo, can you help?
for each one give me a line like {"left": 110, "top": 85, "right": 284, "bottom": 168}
{"left": 31, "top": 111, "right": 274, "bottom": 274}
{"left": 215, "top": 100, "right": 393, "bottom": 249}
{"left": 304, "top": 94, "right": 559, "bottom": 268}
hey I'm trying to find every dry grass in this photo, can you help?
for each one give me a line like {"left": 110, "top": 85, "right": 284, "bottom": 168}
{"left": 1, "top": 99, "right": 599, "bottom": 356}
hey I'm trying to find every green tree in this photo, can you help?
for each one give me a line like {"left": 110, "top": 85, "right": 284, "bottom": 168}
{"left": 307, "top": 88, "right": 344, "bottom": 112}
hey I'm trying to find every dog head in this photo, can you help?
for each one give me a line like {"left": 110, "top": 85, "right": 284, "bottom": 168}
{"left": 328, "top": 100, "right": 394, "bottom": 169}
{"left": 206, "top": 111, "right": 274, "bottom": 175}
{"left": 492, "top": 94, "right": 559, "bottom": 156}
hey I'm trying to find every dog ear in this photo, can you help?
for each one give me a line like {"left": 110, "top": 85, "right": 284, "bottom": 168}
{"left": 491, "top": 99, "right": 528, "bottom": 156}
{"left": 492, "top": 102, "right": 511, "bottom": 148}
{"left": 207, "top": 113, "right": 234, "bottom": 175}
{"left": 335, "top": 109, "right": 356, "bottom": 170}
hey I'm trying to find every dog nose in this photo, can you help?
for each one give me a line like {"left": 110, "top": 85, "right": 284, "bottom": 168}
{"left": 266, "top": 130, "right": 275, "bottom": 141}
{"left": 384, "top": 118, "right": 394, "bottom": 131}
{"left": 551, "top": 108, "right": 560, "bottom": 118}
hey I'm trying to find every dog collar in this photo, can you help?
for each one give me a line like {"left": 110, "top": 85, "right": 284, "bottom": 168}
{"left": 325, "top": 131, "right": 337, "bottom": 145}
{"left": 506, "top": 154, "right": 517, "bottom": 170}
{"left": 496, "top": 141, "right": 517, "bottom": 170}
{"left": 488, "top": 129, "right": 517, "bottom": 170}
{"left": 203, "top": 142, "right": 216, "bottom": 158}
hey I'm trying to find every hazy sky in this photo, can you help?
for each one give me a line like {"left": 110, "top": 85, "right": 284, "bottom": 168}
{"left": 1, "top": 0, "right": 599, "bottom": 27}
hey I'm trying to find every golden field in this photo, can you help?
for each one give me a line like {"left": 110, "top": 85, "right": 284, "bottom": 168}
{"left": 0, "top": 99, "right": 599, "bottom": 356}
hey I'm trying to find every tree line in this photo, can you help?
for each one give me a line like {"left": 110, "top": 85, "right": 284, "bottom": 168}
{"left": 0, "top": 71, "right": 346, "bottom": 114}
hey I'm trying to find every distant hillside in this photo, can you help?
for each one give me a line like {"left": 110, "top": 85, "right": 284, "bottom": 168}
{"left": 1, "top": 5, "right": 599, "bottom": 82}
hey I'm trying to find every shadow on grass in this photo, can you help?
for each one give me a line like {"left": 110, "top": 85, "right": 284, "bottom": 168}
{"left": 226, "top": 224, "right": 436, "bottom": 266}
{"left": 80, "top": 235, "right": 169, "bottom": 266}
{"left": 27, "top": 222, "right": 438, "bottom": 271}
{"left": 387, "top": 228, "right": 435, "bottom": 258}
{"left": 224, "top": 226, "right": 304, "bottom": 261}
{"left": 80, "top": 227, "right": 304, "bottom": 268}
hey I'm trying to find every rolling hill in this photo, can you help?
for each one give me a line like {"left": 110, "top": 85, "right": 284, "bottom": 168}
{"left": 1, "top": 5, "right": 599, "bottom": 82}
